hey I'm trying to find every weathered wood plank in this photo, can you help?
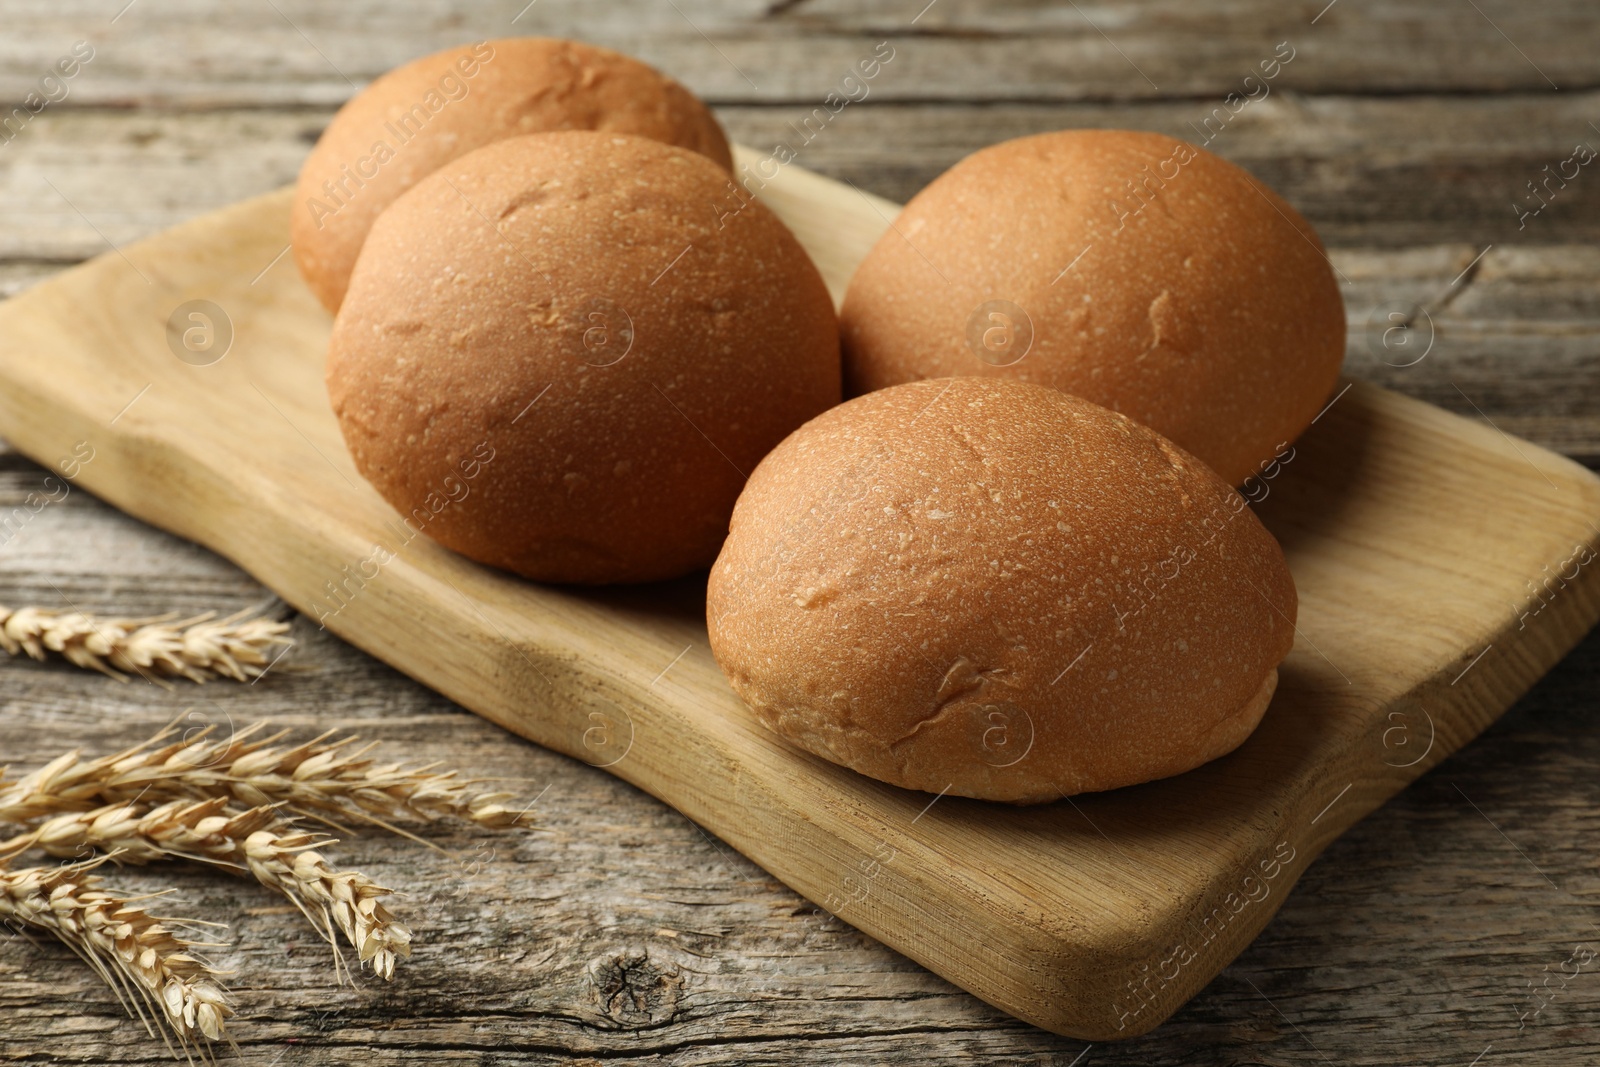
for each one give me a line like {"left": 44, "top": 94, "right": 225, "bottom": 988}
{"left": 1338, "top": 245, "right": 1600, "bottom": 468}
{"left": 0, "top": 0, "right": 1595, "bottom": 107}
{"left": 715, "top": 94, "right": 1600, "bottom": 245}
{"left": 5, "top": 91, "right": 1600, "bottom": 263}
{"left": 0, "top": 263, "right": 70, "bottom": 299}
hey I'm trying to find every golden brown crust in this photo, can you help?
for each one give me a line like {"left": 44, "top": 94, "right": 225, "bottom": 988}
{"left": 706, "top": 377, "right": 1296, "bottom": 803}
{"left": 293, "top": 37, "right": 733, "bottom": 313}
{"left": 840, "top": 129, "right": 1345, "bottom": 487}
{"left": 326, "top": 131, "right": 839, "bottom": 585}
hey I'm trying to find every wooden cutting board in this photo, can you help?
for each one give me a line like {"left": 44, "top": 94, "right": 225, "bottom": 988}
{"left": 1, "top": 147, "right": 1598, "bottom": 1041}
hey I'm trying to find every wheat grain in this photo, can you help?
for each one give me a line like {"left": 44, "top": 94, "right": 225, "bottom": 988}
{"left": 0, "top": 721, "right": 532, "bottom": 830}
{"left": 0, "top": 604, "right": 291, "bottom": 682}
{"left": 0, "top": 857, "right": 233, "bottom": 1053}
{"left": 3, "top": 797, "right": 413, "bottom": 981}
{"left": 1, "top": 720, "right": 531, "bottom": 1052}
{"left": 245, "top": 828, "right": 412, "bottom": 981}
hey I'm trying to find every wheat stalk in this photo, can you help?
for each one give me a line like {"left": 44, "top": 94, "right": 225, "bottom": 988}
{"left": 0, "top": 857, "right": 233, "bottom": 1054}
{"left": 1, "top": 720, "right": 533, "bottom": 1055}
{"left": 2, "top": 797, "right": 413, "bottom": 981}
{"left": 0, "top": 721, "right": 533, "bottom": 830}
{"left": 0, "top": 604, "right": 291, "bottom": 682}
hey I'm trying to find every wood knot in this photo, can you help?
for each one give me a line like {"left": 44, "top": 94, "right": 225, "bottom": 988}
{"left": 584, "top": 948, "right": 683, "bottom": 1029}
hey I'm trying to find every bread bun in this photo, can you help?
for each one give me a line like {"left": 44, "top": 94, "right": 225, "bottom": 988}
{"left": 706, "top": 377, "right": 1296, "bottom": 802}
{"left": 327, "top": 132, "right": 839, "bottom": 584}
{"left": 293, "top": 38, "right": 732, "bottom": 313}
{"left": 840, "top": 130, "right": 1344, "bottom": 486}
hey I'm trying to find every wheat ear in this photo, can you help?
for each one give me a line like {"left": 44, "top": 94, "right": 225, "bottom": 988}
{"left": 0, "top": 858, "right": 233, "bottom": 1053}
{"left": 0, "top": 722, "right": 533, "bottom": 830}
{"left": 3, "top": 798, "right": 413, "bottom": 981}
{"left": 0, "top": 604, "right": 291, "bottom": 682}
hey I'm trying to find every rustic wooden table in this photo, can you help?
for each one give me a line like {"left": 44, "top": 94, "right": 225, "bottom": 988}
{"left": 2, "top": 1, "right": 1598, "bottom": 1063}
